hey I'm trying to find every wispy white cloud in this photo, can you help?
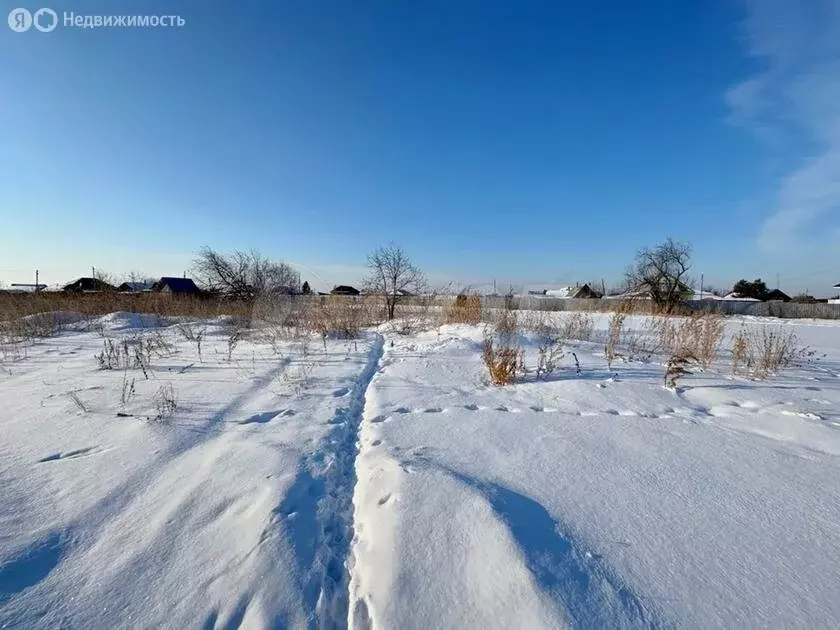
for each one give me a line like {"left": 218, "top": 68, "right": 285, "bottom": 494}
{"left": 727, "top": 0, "right": 840, "bottom": 250}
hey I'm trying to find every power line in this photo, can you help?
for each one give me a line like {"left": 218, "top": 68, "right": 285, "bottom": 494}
{"left": 781, "top": 265, "right": 840, "bottom": 283}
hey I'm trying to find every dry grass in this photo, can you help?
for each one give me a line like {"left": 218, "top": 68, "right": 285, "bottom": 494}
{"left": 647, "top": 313, "right": 726, "bottom": 369}
{"left": 388, "top": 299, "right": 438, "bottom": 335}
{"left": 68, "top": 391, "right": 90, "bottom": 413}
{"left": 152, "top": 383, "right": 177, "bottom": 422}
{"left": 482, "top": 333, "right": 523, "bottom": 385}
{"left": 493, "top": 307, "right": 519, "bottom": 338}
{"left": 731, "top": 327, "right": 750, "bottom": 376}
{"left": 559, "top": 312, "right": 594, "bottom": 341}
{"left": 604, "top": 311, "right": 625, "bottom": 369}
{"left": 664, "top": 349, "right": 697, "bottom": 389}
{"left": 0, "top": 292, "right": 254, "bottom": 323}
{"left": 443, "top": 293, "right": 482, "bottom": 324}
{"left": 731, "top": 325, "right": 802, "bottom": 379}
{"left": 306, "top": 296, "right": 379, "bottom": 339}
{"left": 177, "top": 325, "right": 206, "bottom": 361}
{"left": 694, "top": 314, "right": 725, "bottom": 369}
{"left": 96, "top": 332, "right": 174, "bottom": 376}
{"left": 535, "top": 326, "right": 564, "bottom": 380}
{"left": 227, "top": 328, "right": 245, "bottom": 361}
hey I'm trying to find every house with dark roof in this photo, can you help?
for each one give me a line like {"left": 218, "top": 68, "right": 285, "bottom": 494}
{"left": 331, "top": 285, "right": 360, "bottom": 296}
{"left": 545, "top": 283, "right": 602, "bottom": 299}
{"left": 117, "top": 281, "right": 154, "bottom": 293}
{"left": 764, "top": 288, "right": 791, "bottom": 302}
{"left": 62, "top": 277, "right": 116, "bottom": 293}
{"left": 152, "top": 277, "right": 201, "bottom": 296}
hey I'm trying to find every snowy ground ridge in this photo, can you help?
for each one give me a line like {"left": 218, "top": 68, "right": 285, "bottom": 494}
{"left": 0, "top": 354, "right": 293, "bottom": 620}
{"left": 432, "top": 464, "right": 658, "bottom": 629}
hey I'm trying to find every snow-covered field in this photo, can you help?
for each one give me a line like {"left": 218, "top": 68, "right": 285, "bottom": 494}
{"left": 2, "top": 311, "right": 840, "bottom": 629}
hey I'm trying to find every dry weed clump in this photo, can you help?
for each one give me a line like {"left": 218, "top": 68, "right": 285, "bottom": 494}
{"left": 177, "top": 324, "right": 206, "bottom": 361}
{"left": 443, "top": 294, "right": 482, "bottom": 325}
{"left": 693, "top": 314, "right": 725, "bottom": 368}
{"left": 0, "top": 324, "right": 28, "bottom": 363}
{"left": 227, "top": 328, "right": 245, "bottom": 361}
{"left": 648, "top": 313, "right": 725, "bottom": 369}
{"left": 482, "top": 333, "right": 523, "bottom": 386}
{"left": 559, "top": 312, "right": 594, "bottom": 341}
{"left": 731, "top": 325, "right": 802, "bottom": 379}
{"left": 307, "top": 296, "right": 377, "bottom": 340}
{"left": 493, "top": 308, "right": 519, "bottom": 339}
{"left": 730, "top": 327, "right": 750, "bottom": 376}
{"left": 0, "top": 292, "right": 258, "bottom": 325}
{"left": 664, "top": 349, "right": 697, "bottom": 389}
{"left": 389, "top": 294, "right": 439, "bottom": 335}
{"left": 96, "top": 332, "right": 174, "bottom": 376}
{"left": 152, "top": 383, "right": 177, "bottom": 422}
{"left": 535, "top": 326, "right": 564, "bottom": 380}
{"left": 604, "top": 311, "right": 625, "bottom": 369}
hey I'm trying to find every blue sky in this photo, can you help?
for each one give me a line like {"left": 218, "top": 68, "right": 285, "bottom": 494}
{"left": 1, "top": 0, "right": 838, "bottom": 294}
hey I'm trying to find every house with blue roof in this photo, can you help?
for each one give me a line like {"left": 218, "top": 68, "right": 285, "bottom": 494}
{"left": 152, "top": 277, "right": 201, "bottom": 296}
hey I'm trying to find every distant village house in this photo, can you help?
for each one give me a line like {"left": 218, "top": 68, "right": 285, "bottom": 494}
{"left": 62, "top": 277, "right": 117, "bottom": 293}
{"left": 331, "top": 285, "right": 360, "bottom": 296}
{"left": 152, "top": 277, "right": 201, "bottom": 296}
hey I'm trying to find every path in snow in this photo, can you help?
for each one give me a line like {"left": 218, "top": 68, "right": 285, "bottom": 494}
{"left": 0, "top": 319, "right": 384, "bottom": 629}
{"left": 273, "top": 333, "right": 384, "bottom": 629}
{"left": 345, "top": 324, "right": 840, "bottom": 630}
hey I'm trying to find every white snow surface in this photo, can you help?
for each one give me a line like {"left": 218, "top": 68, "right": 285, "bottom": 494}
{"left": 2, "top": 312, "right": 840, "bottom": 629}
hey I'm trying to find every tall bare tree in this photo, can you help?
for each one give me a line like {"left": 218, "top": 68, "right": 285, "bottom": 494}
{"left": 626, "top": 238, "right": 692, "bottom": 313}
{"left": 192, "top": 247, "right": 300, "bottom": 299}
{"left": 365, "top": 245, "right": 426, "bottom": 320}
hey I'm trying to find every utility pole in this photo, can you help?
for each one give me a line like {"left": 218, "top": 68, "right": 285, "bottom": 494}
{"left": 601, "top": 278, "right": 606, "bottom": 297}
{"left": 92, "top": 266, "right": 95, "bottom": 279}
{"left": 35, "top": 269, "right": 39, "bottom": 293}
{"left": 700, "top": 273, "right": 704, "bottom": 300}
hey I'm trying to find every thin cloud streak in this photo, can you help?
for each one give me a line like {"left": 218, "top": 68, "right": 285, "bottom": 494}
{"left": 728, "top": 0, "right": 840, "bottom": 250}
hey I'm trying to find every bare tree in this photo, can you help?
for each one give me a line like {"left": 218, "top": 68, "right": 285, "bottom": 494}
{"left": 92, "top": 269, "right": 116, "bottom": 286}
{"left": 626, "top": 238, "right": 692, "bottom": 313}
{"left": 121, "top": 271, "right": 157, "bottom": 286}
{"left": 365, "top": 245, "right": 426, "bottom": 320}
{"left": 192, "top": 247, "right": 300, "bottom": 299}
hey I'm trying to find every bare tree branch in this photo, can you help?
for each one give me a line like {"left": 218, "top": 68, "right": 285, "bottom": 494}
{"left": 364, "top": 245, "right": 426, "bottom": 320}
{"left": 625, "top": 238, "right": 692, "bottom": 313}
{"left": 192, "top": 247, "right": 300, "bottom": 299}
